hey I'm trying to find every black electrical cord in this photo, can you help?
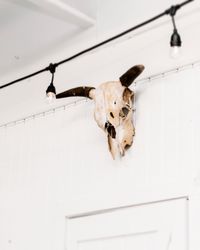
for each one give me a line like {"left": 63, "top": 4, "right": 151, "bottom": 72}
{"left": 0, "top": 0, "right": 194, "bottom": 90}
{"left": 171, "top": 15, "right": 177, "bottom": 30}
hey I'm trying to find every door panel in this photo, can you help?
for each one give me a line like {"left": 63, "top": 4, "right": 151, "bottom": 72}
{"left": 66, "top": 198, "right": 187, "bottom": 250}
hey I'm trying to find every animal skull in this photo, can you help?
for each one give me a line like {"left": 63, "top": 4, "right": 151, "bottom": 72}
{"left": 56, "top": 65, "right": 144, "bottom": 159}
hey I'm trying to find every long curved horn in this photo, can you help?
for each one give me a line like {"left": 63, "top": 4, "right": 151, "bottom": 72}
{"left": 119, "top": 65, "right": 144, "bottom": 87}
{"left": 56, "top": 86, "right": 95, "bottom": 99}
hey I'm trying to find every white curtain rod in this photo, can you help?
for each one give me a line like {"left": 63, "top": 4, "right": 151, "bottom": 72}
{"left": 0, "top": 59, "right": 199, "bottom": 129}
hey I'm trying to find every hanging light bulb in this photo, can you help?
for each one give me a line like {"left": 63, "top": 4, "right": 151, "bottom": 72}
{"left": 46, "top": 82, "right": 56, "bottom": 103}
{"left": 169, "top": 6, "right": 182, "bottom": 59}
{"left": 170, "top": 29, "right": 182, "bottom": 58}
{"left": 46, "top": 63, "right": 56, "bottom": 103}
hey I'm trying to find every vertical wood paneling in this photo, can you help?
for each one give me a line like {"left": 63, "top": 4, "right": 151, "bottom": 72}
{"left": 0, "top": 67, "right": 199, "bottom": 249}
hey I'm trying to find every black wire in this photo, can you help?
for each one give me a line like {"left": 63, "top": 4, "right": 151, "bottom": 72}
{"left": 57, "top": 11, "right": 167, "bottom": 66}
{"left": 0, "top": 0, "right": 194, "bottom": 90}
{"left": 179, "top": 0, "right": 194, "bottom": 8}
{"left": 0, "top": 67, "right": 48, "bottom": 89}
{"left": 171, "top": 15, "right": 177, "bottom": 30}
{"left": 51, "top": 72, "right": 54, "bottom": 84}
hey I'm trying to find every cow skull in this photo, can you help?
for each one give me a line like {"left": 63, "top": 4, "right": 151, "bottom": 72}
{"left": 56, "top": 65, "right": 144, "bottom": 159}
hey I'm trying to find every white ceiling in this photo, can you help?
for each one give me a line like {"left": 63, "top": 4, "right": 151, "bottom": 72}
{"left": 0, "top": 0, "right": 200, "bottom": 124}
{"left": 1, "top": 0, "right": 199, "bottom": 81}
{"left": 0, "top": 0, "right": 97, "bottom": 77}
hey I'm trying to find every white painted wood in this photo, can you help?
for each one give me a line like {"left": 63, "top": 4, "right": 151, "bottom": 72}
{"left": 0, "top": 66, "right": 199, "bottom": 249}
{"left": 66, "top": 199, "right": 188, "bottom": 250}
{"left": 26, "top": 0, "right": 95, "bottom": 27}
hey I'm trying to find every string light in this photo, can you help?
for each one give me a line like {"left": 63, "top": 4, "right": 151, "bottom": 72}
{"left": 168, "top": 5, "right": 182, "bottom": 59}
{"left": 0, "top": 0, "right": 194, "bottom": 91}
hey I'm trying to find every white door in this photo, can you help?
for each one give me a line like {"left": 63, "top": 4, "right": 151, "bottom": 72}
{"left": 66, "top": 198, "right": 188, "bottom": 250}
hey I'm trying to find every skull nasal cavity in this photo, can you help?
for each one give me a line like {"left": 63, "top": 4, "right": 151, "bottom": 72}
{"left": 105, "top": 122, "right": 116, "bottom": 139}
{"left": 110, "top": 112, "right": 114, "bottom": 118}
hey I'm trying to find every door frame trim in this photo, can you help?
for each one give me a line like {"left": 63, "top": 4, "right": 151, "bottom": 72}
{"left": 66, "top": 195, "right": 189, "bottom": 219}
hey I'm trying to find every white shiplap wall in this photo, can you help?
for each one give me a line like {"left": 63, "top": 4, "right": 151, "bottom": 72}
{"left": 0, "top": 65, "right": 200, "bottom": 250}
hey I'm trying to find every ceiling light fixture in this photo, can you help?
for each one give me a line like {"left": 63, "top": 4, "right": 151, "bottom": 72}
{"left": 46, "top": 63, "right": 57, "bottom": 103}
